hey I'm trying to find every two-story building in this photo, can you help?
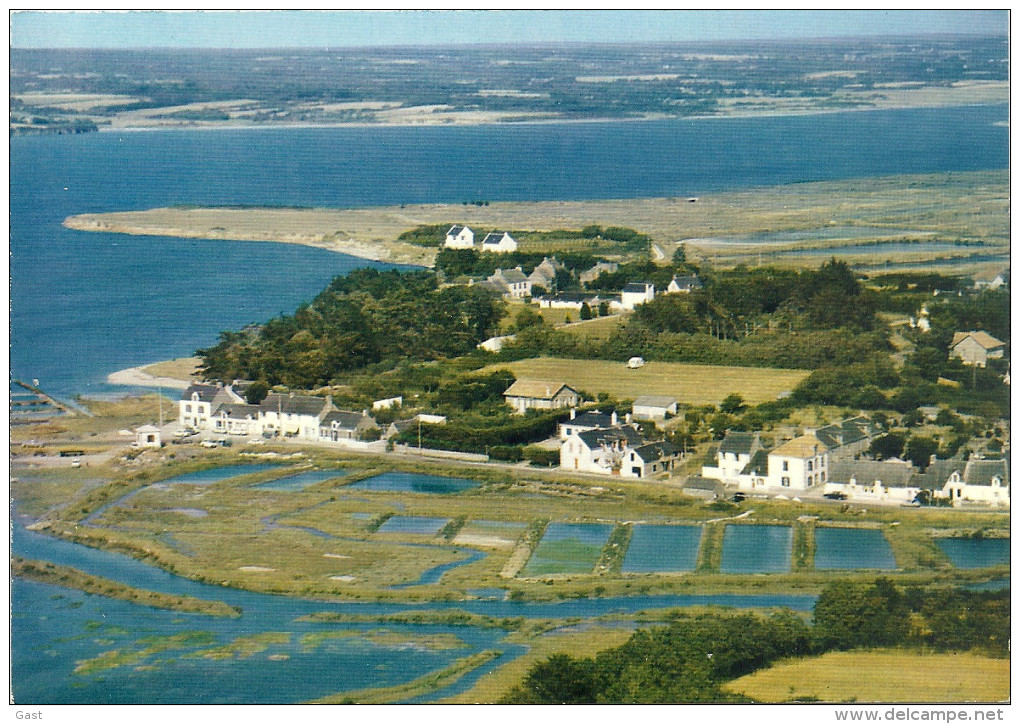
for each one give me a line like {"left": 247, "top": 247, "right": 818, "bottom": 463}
{"left": 560, "top": 425, "right": 643, "bottom": 475}
{"left": 487, "top": 267, "right": 532, "bottom": 298}
{"left": 179, "top": 383, "right": 245, "bottom": 430}
{"left": 259, "top": 393, "right": 335, "bottom": 439}
{"left": 619, "top": 282, "right": 654, "bottom": 310}
{"left": 765, "top": 432, "right": 829, "bottom": 490}
{"left": 622, "top": 440, "right": 680, "bottom": 479}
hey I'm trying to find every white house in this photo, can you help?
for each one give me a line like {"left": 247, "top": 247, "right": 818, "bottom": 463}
{"left": 487, "top": 267, "right": 532, "bottom": 298}
{"left": 504, "top": 379, "right": 579, "bottom": 415}
{"left": 666, "top": 275, "right": 703, "bottom": 294}
{"left": 134, "top": 424, "right": 162, "bottom": 448}
{"left": 620, "top": 282, "right": 655, "bottom": 310}
{"left": 372, "top": 396, "right": 403, "bottom": 411}
{"left": 259, "top": 393, "right": 334, "bottom": 439}
{"left": 211, "top": 402, "right": 261, "bottom": 436}
{"left": 558, "top": 408, "right": 621, "bottom": 440}
{"left": 973, "top": 271, "right": 1007, "bottom": 290}
{"left": 480, "top": 231, "right": 518, "bottom": 253}
{"left": 179, "top": 384, "right": 244, "bottom": 430}
{"left": 922, "top": 458, "right": 1010, "bottom": 509}
{"left": 825, "top": 459, "right": 919, "bottom": 504}
{"left": 765, "top": 433, "right": 829, "bottom": 490}
{"left": 560, "top": 425, "right": 644, "bottom": 475}
{"left": 702, "top": 431, "right": 764, "bottom": 484}
{"left": 949, "top": 331, "right": 1006, "bottom": 368}
{"left": 535, "top": 292, "right": 601, "bottom": 310}
{"left": 632, "top": 395, "right": 678, "bottom": 421}
{"left": 444, "top": 225, "right": 475, "bottom": 249}
{"left": 621, "top": 441, "right": 680, "bottom": 479}
{"left": 319, "top": 410, "right": 378, "bottom": 442}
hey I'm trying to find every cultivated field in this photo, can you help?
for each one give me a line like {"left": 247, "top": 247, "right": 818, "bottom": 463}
{"left": 725, "top": 649, "right": 1010, "bottom": 703}
{"left": 479, "top": 357, "right": 809, "bottom": 406}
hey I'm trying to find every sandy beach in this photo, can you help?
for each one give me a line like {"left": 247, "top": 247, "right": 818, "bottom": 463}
{"left": 107, "top": 361, "right": 197, "bottom": 390}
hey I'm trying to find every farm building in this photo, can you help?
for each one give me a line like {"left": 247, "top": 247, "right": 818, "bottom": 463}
{"left": 632, "top": 395, "right": 678, "bottom": 420}
{"left": 444, "top": 225, "right": 475, "bottom": 249}
{"left": 504, "top": 379, "right": 580, "bottom": 414}
{"left": 949, "top": 331, "right": 1005, "bottom": 368}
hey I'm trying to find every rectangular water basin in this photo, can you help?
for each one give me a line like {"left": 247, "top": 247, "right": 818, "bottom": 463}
{"left": 346, "top": 471, "right": 480, "bottom": 494}
{"left": 253, "top": 469, "right": 347, "bottom": 491}
{"left": 376, "top": 515, "right": 450, "bottom": 536}
{"left": 814, "top": 527, "right": 897, "bottom": 570}
{"left": 720, "top": 525, "right": 792, "bottom": 574}
{"left": 523, "top": 522, "right": 615, "bottom": 576}
{"left": 454, "top": 520, "right": 527, "bottom": 547}
{"left": 157, "top": 464, "right": 281, "bottom": 486}
{"left": 936, "top": 537, "right": 1010, "bottom": 569}
{"left": 622, "top": 525, "right": 702, "bottom": 573}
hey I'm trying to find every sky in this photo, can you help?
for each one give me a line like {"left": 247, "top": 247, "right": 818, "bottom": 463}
{"left": 9, "top": 9, "right": 1010, "bottom": 49}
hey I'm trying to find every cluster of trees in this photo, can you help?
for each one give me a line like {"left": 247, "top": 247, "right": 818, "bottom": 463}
{"left": 198, "top": 268, "right": 505, "bottom": 388}
{"left": 393, "top": 405, "right": 572, "bottom": 455}
{"left": 504, "top": 580, "right": 1009, "bottom": 703}
{"left": 434, "top": 247, "right": 599, "bottom": 281}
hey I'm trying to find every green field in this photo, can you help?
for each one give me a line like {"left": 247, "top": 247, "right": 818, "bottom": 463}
{"left": 725, "top": 649, "right": 1010, "bottom": 703}
{"left": 480, "top": 357, "right": 810, "bottom": 405}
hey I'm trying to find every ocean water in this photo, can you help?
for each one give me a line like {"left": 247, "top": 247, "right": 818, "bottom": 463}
{"left": 9, "top": 104, "right": 1007, "bottom": 399}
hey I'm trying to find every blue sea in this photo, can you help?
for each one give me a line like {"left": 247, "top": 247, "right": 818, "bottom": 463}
{"left": 9, "top": 104, "right": 1008, "bottom": 399}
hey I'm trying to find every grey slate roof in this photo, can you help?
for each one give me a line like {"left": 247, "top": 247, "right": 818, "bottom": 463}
{"left": 321, "top": 410, "right": 371, "bottom": 430}
{"left": 482, "top": 231, "right": 512, "bottom": 245}
{"left": 739, "top": 449, "right": 770, "bottom": 476}
{"left": 670, "top": 275, "right": 703, "bottom": 290}
{"left": 816, "top": 416, "right": 880, "bottom": 450}
{"left": 962, "top": 459, "right": 1009, "bottom": 487}
{"left": 718, "top": 431, "right": 761, "bottom": 456}
{"left": 567, "top": 411, "right": 616, "bottom": 429}
{"left": 182, "top": 384, "right": 223, "bottom": 403}
{"left": 577, "top": 425, "right": 643, "bottom": 450}
{"left": 261, "top": 393, "right": 331, "bottom": 416}
{"left": 916, "top": 458, "right": 966, "bottom": 490}
{"left": 632, "top": 440, "right": 679, "bottom": 461}
{"left": 447, "top": 225, "right": 466, "bottom": 235}
{"left": 213, "top": 402, "right": 260, "bottom": 418}
{"left": 633, "top": 395, "right": 677, "bottom": 409}
{"left": 683, "top": 476, "right": 726, "bottom": 496}
{"left": 829, "top": 459, "right": 917, "bottom": 488}
{"left": 623, "top": 282, "right": 652, "bottom": 293}
{"left": 491, "top": 268, "right": 528, "bottom": 284}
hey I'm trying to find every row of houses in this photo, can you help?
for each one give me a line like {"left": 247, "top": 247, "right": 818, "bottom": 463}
{"left": 179, "top": 384, "right": 379, "bottom": 443}
{"left": 445, "top": 225, "right": 518, "bottom": 253}
{"left": 694, "top": 418, "right": 1009, "bottom": 508}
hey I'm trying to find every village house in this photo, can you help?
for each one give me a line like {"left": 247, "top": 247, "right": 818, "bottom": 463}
{"left": 480, "top": 231, "right": 518, "bottom": 253}
{"left": 319, "top": 410, "right": 378, "bottom": 442}
{"left": 528, "top": 256, "right": 565, "bottom": 292}
{"left": 814, "top": 416, "right": 882, "bottom": 460}
{"left": 949, "top": 331, "right": 1006, "bottom": 368}
{"left": 487, "top": 267, "right": 532, "bottom": 298}
{"left": 764, "top": 432, "right": 829, "bottom": 490}
{"left": 666, "top": 275, "right": 703, "bottom": 294}
{"left": 558, "top": 408, "right": 623, "bottom": 440}
{"left": 632, "top": 395, "right": 678, "bottom": 421}
{"left": 702, "top": 431, "right": 764, "bottom": 484}
{"left": 621, "top": 440, "right": 680, "bottom": 479}
{"left": 179, "top": 383, "right": 245, "bottom": 430}
{"left": 973, "top": 270, "right": 1007, "bottom": 291}
{"left": 444, "top": 224, "right": 475, "bottom": 249}
{"left": 386, "top": 418, "right": 417, "bottom": 439}
{"left": 504, "top": 379, "right": 580, "bottom": 414}
{"left": 619, "top": 282, "right": 655, "bottom": 310}
{"left": 560, "top": 425, "right": 643, "bottom": 474}
{"left": 825, "top": 458, "right": 919, "bottom": 504}
{"left": 211, "top": 402, "right": 261, "bottom": 436}
{"left": 920, "top": 457, "right": 1010, "bottom": 508}
{"left": 259, "top": 392, "right": 335, "bottom": 439}
{"left": 579, "top": 261, "right": 618, "bottom": 285}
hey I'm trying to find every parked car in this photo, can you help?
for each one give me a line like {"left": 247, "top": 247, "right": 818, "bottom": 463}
{"left": 823, "top": 492, "right": 847, "bottom": 500}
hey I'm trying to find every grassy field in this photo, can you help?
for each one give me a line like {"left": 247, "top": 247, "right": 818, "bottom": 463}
{"left": 478, "top": 357, "right": 810, "bottom": 405}
{"left": 725, "top": 649, "right": 1010, "bottom": 703}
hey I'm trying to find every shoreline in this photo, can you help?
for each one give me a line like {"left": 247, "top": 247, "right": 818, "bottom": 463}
{"left": 86, "top": 96, "right": 1009, "bottom": 134}
{"left": 107, "top": 364, "right": 194, "bottom": 390}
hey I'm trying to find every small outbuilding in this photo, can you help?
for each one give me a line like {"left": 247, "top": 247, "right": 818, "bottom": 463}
{"left": 134, "top": 424, "right": 162, "bottom": 448}
{"left": 632, "top": 395, "right": 678, "bottom": 420}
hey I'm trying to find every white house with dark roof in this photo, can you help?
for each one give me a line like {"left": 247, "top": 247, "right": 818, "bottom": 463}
{"left": 622, "top": 440, "right": 680, "bottom": 479}
{"left": 666, "top": 275, "right": 703, "bottom": 294}
{"left": 825, "top": 458, "right": 919, "bottom": 503}
{"left": 558, "top": 408, "right": 623, "bottom": 440}
{"left": 444, "top": 225, "right": 475, "bottom": 249}
{"left": 560, "top": 425, "right": 644, "bottom": 475}
{"left": 949, "top": 331, "right": 1006, "bottom": 368}
{"left": 922, "top": 457, "right": 1010, "bottom": 508}
{"left": 319, "top": 410, "right": 378, "bottom": 442}
{"left": 179, "top": 383, "right": 244, "bottom": 430}
{"left": 504, "top": 379, "right": 580, "bottom": 415}
{"left": 259, "top": 393, "right": 334, "bottom": 439}
{"left": 535, "top": 292, "right": 602, "bottom": 310}
{"left": 480, "top": 231, "right": 518, "bottom": 253}
{"left": 620, "top": 282, "right": 655, "bottom": 310}
{"left": 211, "top": 402, "right": 261, "bottom": 436}
{"left": 701, "top": 431, "right": 763, "bottom": 484}
{"left": 632, "top": 395, "right": 678, "bottom": 421}
{"left": 487, "top": 267, "right": 532, "bottom": 298}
